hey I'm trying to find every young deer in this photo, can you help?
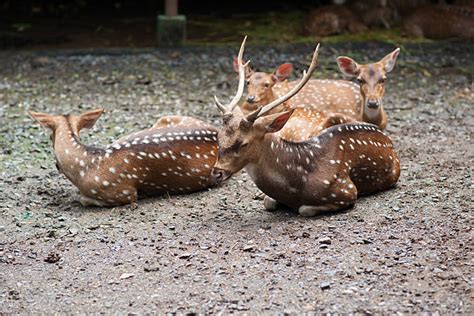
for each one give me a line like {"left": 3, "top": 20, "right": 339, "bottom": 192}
{"left": 336, "top": 48, "right": 400, "bottom": 130}
{"left": 29, "top": 109, "right": 218, "bottom": 207}
{"left": 212, "top": 38, "right": 400, "bottom": 216}
{"left": 233, "top": 56, "right": 356, "bottom": 141}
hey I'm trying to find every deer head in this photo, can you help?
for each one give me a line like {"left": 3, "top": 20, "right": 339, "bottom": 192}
{"left": 212, "top": 37, "right": 320, "bottom": 184}
{"left": 337, "top": 48, "right": 400, "bottom": 112}
{"left": 233, "top": 56, "right": 293, "bottom": 111}
{"left": 29, "top": 109, "right": 104, "bottom": 147}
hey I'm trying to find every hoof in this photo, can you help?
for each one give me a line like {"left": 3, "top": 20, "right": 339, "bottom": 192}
{"left": 263, "top": 196, "right": 279, "bottom": 211}
{"left": 298, "top": 205, "right": 335, "bottom": 217}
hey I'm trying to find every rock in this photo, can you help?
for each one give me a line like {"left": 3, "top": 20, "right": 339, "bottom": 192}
{"left": 44, "top": 252, "right": 60, "bottom": 263}
{"left": 119, "top": 273, "right": 135, "bottom": 280}
{"left": 318, "top": 237, "right": 332, "bottom": 245}
{"left": 144, "top": 265, "right": 160, "bottom": 272}
{"left": 178, "top": 252, "right": 192, "bottom": 259}
{"left": 243, "top": 245, "right": 255, "bottom": 252}
{"left": 320, "top": 282, "right": 331, "bottom": 290}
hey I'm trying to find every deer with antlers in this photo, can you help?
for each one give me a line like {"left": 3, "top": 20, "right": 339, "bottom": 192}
{"left": 213, "top": 37, "right": 400, "bottom": 216}
{"left": 29, "top": 109, "right": 218, "bottom": 207}
{"left": 235, "top": 46, "right": 400, "bottom": 131}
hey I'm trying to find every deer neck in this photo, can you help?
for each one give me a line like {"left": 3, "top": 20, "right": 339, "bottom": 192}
{"left": 360, "top": 103, "right": 386, "bottom": 128}
{"left": 52, "top": 125, "right": 103, "bottom": 186}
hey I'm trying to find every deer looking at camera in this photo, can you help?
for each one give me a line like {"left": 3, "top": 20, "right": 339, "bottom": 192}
{"left": 336, "top": 48, "right": 400, "bottom": 130}
{"left": 233, "top": 56, "right": 357, "bottom": 141}
{"left": 29, "top": 109, "right": 218, "bottom": 207}
{"left": 212, "top": 37, "right": 400, "bottom": 216}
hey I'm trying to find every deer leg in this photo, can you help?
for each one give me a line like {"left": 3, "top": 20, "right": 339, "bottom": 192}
{"left": 298, "top": 204, "right": 339, "bottom": 217}
{"left": 299, "top": 178, "right": 358, "bottom": 217}
{"left": 79, "top": 195, "right": 108, "bottom": 207}
{"left": 263, "top": 195, "right": 280, "bottom": 211}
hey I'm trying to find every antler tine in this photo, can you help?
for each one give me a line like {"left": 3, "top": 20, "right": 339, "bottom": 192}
{"left": 214, "top": 95, "right": 227, "bottom": 113}
{"left": 253, "top": 43, "right": 320, "bottom": 120}
{"left": 213, "top": 36, "right": 248, "bottom": 114}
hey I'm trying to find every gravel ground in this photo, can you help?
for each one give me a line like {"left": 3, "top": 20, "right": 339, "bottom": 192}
{"left": 0, "top": 42, "right": 473, "bottom": 314}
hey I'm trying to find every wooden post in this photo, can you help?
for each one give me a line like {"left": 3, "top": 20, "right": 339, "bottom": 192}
{"left": 165, "top": 0, "right": 178, "bottom": 16}
{"left": 157, "top": 0, "right": 186, "bottom": 47}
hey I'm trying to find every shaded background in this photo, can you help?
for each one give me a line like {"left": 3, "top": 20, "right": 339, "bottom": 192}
{"left": 1, "top": 0, "right": 469, "bottom": 49}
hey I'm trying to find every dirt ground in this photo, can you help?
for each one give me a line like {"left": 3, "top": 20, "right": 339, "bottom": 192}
{"left": 0, "top": 42, "right": 473, "bottom": 313}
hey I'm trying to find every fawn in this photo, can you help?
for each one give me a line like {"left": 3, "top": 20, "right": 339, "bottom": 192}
{"left": 212, "top": 38, "right": 400, "bottom": 216}
{"left": 29, "top": 109, "right": 218, "bottom": 207}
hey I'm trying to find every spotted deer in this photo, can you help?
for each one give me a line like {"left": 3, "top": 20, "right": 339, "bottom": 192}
{"left": 233, "top": 55, "right": 357, "bottom": 141}
{"left": 212, "top": 38, "right": 400, "bottom": 217}
{"left": 29, "top": 109, "right": 218, "bottom": 207}
{"left": 336, "top": 48, "right": 400, "bottom": 130}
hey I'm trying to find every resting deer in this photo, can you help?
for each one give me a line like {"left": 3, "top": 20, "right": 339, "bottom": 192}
{"left": 233, "top": 56, "right": 357, "bottom": 141}
{"left": 336, "top": 48, "right": 400, "bottom": 130}
{"left": 238, "top": 47, "right": 400, "bottom": 131}
{"left": 29, "top": 109, "right": 218, "bottom": 207}
{"left": 212, "top": 37, "right": 400, "bottom": 216}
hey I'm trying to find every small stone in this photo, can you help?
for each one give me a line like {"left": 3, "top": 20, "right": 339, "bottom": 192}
{"left": 178, "top": 252, "right": 192, "bottom": 259}
{"left": 44, "top": 252, "right": 60, "bottom": 263}
{"left": 318, "top": 237, "right": 331, "bottom": 245}
{"left": 320, "top": 282, "right": 331, "bottom": 290}
{"left": 119, "top": 273, "right": 135, "bottom": 279}
{"left": 144, "top": 266, "right": 160, "bottom": 272}
{"left": 243, "top": 245, "right": 255, "bottom": 252}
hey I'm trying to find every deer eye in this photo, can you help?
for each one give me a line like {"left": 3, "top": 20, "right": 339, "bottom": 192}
{"left": 246, "top": 80, "right": 250, "bottom": 85}
{"left": 379, "top": 77, "right": 386, "bottom": 84}
{"left": 263, "top": 82, "right": 270, "bottom": 88}
{"left": 357, "top": 78, "right": 365, "bottom": 84}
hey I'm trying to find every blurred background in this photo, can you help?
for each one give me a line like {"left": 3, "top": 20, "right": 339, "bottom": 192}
{"left": 1, "top": 0, "right": 472, "bottom": 50}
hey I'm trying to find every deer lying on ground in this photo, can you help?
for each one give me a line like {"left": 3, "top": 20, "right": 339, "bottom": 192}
{"left": 403, "top": 5, "right": 474, "bottom": 39}
{"left": 235, "top": 47, "right": 400, "bottom": 132}
{"left": 29, "top": 109, "right": 218, "bottom": 207}
{"left": 336, "top": 48, "right": 400, "bottom": 130}
{"left": 213, "top": 38, "right": 400, "bottom": 216}
{"left": 234, "top": 56, "right": 358, "bottom": 141}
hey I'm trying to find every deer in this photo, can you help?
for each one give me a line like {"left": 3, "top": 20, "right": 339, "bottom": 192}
{"left": 402, "top": 4, "right": 474, "bottom": 39}
{"left": 29, "top": 109, "right": 218, "bottom": 207}
{"left": 336, "top": 47, "right": 400, "bottom": 130}
{"left": 212, "top": 37, "right": 401, "bottom": 217}
{"left": 233, "top": 54, "right": 358, "bottom": 141}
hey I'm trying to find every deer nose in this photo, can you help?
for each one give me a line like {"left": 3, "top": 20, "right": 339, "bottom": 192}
{"left": 367, "top": 100, "right": 379, "bottom": 109}
{"left": 246, "top": 95, "right": 256, "bottom": 103}
{"left": 211, "top": 168, "right": 226, "bottom": 185}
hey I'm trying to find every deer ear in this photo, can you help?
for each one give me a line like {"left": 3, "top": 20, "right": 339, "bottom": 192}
{"left": 77, "top": 108, "right": 104, "bottom": 131}
{"left": 337, "top": 56, "right": 360, "bottom": 77}
{"left": 255, "top": 109, "right": 295, "bottom": 133}
{"left": 273, "top": 63, "right": 293, "bottom": 82}
{"left": 29, "top": 111, "right": 57, "bottom": 130}
{"left": 380, "top": 47, "right": 400, "bottom": 73}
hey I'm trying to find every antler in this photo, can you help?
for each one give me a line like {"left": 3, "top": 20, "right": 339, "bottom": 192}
{"left": 214, "top": 36, "right": 249, "bottom": 114}
{"left": 246, "top": 43, "right": 320, "bottom": 121}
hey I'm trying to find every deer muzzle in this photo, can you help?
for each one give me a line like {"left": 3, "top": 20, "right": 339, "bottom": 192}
{"left": 366, "top": 99, "right": 380, "bottom": 109}
{"left": 211, "top": 167, "right": 232, "bottom": 185}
